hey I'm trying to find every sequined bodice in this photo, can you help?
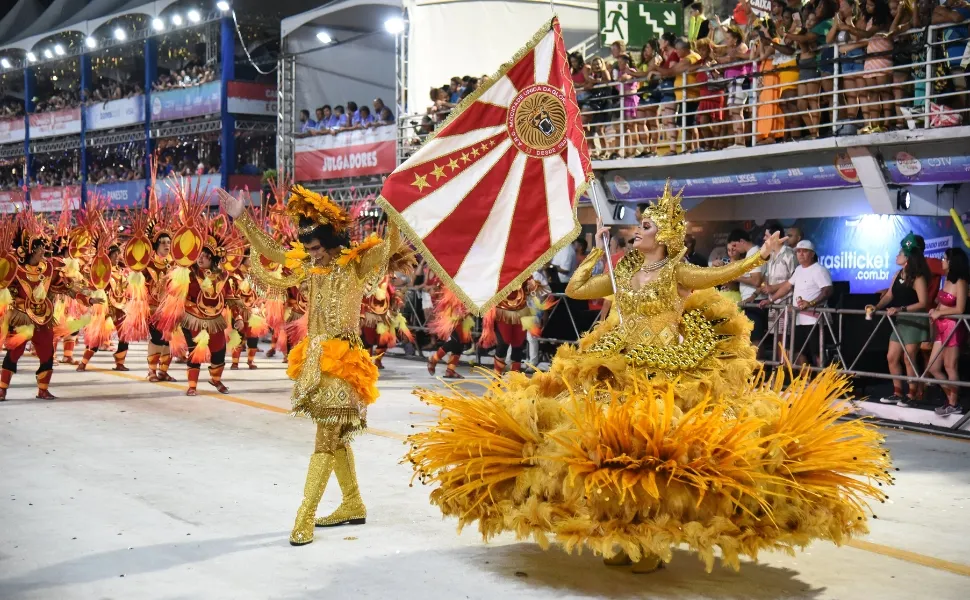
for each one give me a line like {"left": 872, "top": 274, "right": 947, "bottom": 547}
{"left": 613, "top": 253, "right": 686, "bottom": 346}
{"left": 938, "top": 290, "right": 957, "bottom": 308}
{"left": 308, "top": 266, "right": 370, "bottom": 339}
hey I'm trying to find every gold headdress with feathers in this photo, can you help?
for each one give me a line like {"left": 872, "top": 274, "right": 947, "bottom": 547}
{"left": 286, "top": 185, "right": 350, "bottom": 235}
{"left": 642, "top": 180, "right": 687, "bottom": 257}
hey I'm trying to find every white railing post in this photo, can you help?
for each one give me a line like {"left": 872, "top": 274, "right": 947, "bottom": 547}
{"left": 749, "top": 59, "right": 758, "bottom": 147}
{"left": 618, "top": 82, "right": 626, "bottom": 157}
{"left": 680, "top": 71, "right": 688, "bottom": 153}
{"left": 922, "top": 26, "right": 934, "bottom": 129}
{"left": 831, "top": 41, "right": 840, "bottom": 135}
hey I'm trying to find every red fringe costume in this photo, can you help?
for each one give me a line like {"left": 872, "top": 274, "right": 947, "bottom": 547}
{"left": 229, "top": 256, "right": 260, "bottom": 369}
{"left": 426, "top": 276, "right": 474, "bottom": 379}
{"left": 143, "top": 198, "right": 178, "bottom": 383}
{"left": 0, "top": 212, "right": 97, "bottom": 400}
{"left": 479, "top": 278, "right": 540, "bottom": 374}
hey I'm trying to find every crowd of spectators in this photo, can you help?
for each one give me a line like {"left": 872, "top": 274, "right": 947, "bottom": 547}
{"left": 33, "top": 89, "right": 80, "bottom": 114}
{"left": 31, "top": 156, "right": 81, "bottom": 187}
{"left": 153, "top": 64, "right": 216, "bottom": 92}
{"left": 88, "top": 164, "right": 142, "bottom": 183}
{"left": 89, "top": 77, "right": 144, "bottom": 103}
{"left": 570, "top": 0, "right": 970, "bottom": 158}
{"left": 296, "top": 98, "right": 395, "bottom": 137}
{"left": 0, "top": 96, "right": 24, "bottom": 119}
{"left": 0, "top": 164, "right": 22, "bottom": 191}
{"left": 155, "top": 139, "right": 221, "bottom": 178}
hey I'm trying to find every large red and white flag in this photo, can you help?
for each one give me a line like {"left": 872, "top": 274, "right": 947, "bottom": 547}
{"left": 377, "top": 18, "right": 593, "bottom": 314}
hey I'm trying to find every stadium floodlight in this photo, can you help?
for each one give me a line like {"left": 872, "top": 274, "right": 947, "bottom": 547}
{"left": 0, "top": 58, "right": 10, "bottom": 69}
{"left": 43, "top": 49, "right": 54, "bottom": 59}
{"left": 188, "top": 9, "right": 201, "bottom": 23}
{"left": 217, "top": 1, "right": 231, "bottom": 12}
{"left": 54, "top": 44, "right": 65, "bottom": 56}
{"left": 85, "top": 37, "right": 97, "bottom": 49}
{"left": 26, "top": 52, "right": 37, "bottom": 62}
{"left": 384, "top": 17, "right": 405, "bottom": 34}
{"left": 172, "top": 14, "right": 183, "bottom": 26}
{"left": 316, "top": 31, "right": 333, "bottom": 44}
{"left": 152, "top": 18, "right": 165, "bottom": 31}
{"left": 114, "top": 28, "right": 127, "bottom": 41}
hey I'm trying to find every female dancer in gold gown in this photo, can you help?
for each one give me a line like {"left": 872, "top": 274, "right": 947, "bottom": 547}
{"left": 407, "top": 184, "right": 892, "bottom": 572}
{"left": 222, "top": 187, "right": 404, "bottom": 546}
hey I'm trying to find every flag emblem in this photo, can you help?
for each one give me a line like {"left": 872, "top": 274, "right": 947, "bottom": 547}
{"left": 508, "top": 84, "right": 569, "bottom": 156}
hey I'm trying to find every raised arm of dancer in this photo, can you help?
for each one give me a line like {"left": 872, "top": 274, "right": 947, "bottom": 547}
{"left": 676, "top": 231, "right": 785, "bottom": 291}
{"left": 219, "top": 188, "right": 287, "bottom": 265}
{"left": 565, "top": 248, "right": 614, "bottom": 300}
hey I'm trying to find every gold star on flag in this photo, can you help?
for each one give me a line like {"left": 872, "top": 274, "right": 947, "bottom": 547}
{"left": 470, "top": 147, "right": 480, "bottom": 158}
{"left": 460, "top": 152, "right": 471, "bottom": 163}
{"left": 410, "top": 173, "right": 430, "bottom": 192}
{"left": 430, "top": 163, "right": 447, "bottom": 180}
{"left": 479, "top": 143, "right": 489, "bottom": 153}
{"left": 489, "top": 139, "right": 496, "bottom": 147}
{"left": 447, "top": 158, "right": 459, "bottom": 171}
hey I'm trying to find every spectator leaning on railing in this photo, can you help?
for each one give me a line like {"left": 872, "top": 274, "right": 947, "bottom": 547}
{"left": 760, "top": 240, "right": 834, "bottom": 367}
{"left": 927, "top": 247, "right": 969, "bottom": 416}
{"left": 868, "top": 233, "right": 931, "bottom": 407}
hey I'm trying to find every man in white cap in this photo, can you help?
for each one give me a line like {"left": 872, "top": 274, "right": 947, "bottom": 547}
{"left": 760, "top": 240, "right": 833, "bottom": 366}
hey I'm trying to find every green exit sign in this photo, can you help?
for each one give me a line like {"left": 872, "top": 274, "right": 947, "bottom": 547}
{"left": 599, "top": 1, "right": 684, "bottom": 48}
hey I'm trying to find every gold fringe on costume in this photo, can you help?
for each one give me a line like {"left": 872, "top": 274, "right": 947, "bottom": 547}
{"left": 406, "top": 365, "right": 893, "bottom": 572}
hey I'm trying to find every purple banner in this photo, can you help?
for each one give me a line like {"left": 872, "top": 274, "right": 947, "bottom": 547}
{"left": 884, "top": 150, "right": 970, "bottom": 185}
{"left": 606, "top": 153, "right": 860, "bottom": 200}
{"left": 150, "top": 82, "right": 220, "bottom": 121}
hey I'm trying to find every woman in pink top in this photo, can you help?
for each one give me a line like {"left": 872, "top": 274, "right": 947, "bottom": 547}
{"left": 843, "top": 0, "right": 894, "bottom": 132}
{"left": 928, "top": 248, "right": 968, "bottom": 416}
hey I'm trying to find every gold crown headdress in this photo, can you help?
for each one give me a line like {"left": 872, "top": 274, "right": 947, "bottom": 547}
{"left": 641, "top": 180, "right": 687, "bottom": 257}
{"left": 286, "top": 185, "right": 350, "bottom": 235}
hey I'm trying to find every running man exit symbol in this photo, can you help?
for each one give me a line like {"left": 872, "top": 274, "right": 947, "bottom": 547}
{"left": 600, "top": 1, "right": 628, "bottom": 45}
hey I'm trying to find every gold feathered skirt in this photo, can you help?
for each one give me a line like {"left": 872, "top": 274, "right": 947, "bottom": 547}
{"left": 406, "top": 289, "right": 893, "bottom": 571}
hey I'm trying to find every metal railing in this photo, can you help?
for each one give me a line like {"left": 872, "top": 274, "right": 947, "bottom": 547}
{"left": 392, "top": 19, "right": 970, "bottom": 160}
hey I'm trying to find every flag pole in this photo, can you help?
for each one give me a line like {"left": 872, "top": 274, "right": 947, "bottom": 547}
{"left": 587, "top": 182, "right": 623, "bottom": 324}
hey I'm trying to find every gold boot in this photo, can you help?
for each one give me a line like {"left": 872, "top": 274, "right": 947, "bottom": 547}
{"left": 631, "top": 553, "right": 664, "bottom": 574}
{"left": 315, "top": 446, "right": 367, "bottom": 527}
{"left": 290, "top": 452, "right": 335, "bottom": 546}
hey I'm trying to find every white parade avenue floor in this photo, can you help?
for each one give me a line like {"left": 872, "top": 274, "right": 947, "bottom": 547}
{"left": 1, "top": 343, "right": 968, "bottom": 600}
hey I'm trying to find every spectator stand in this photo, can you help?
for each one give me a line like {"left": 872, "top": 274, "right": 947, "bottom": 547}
{"left": 278, "top": 1, "right": 404, "bottom": 199}
{"left": 0, "top": 0, "right": 280, "bottom": 211}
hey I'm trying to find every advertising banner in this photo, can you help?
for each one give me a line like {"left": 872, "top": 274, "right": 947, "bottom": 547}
{"left": 86, "top": 96, "right": 145, "bottom": 130}
{"left": 606, "top": 153, "right": 860, "bottom": 200}
{"left": 0, "top": 189, "right": 26, "bottom": 213}
{"left": 227, "top": 81, "right": 277, "bottom": 116}
{"left": 151, "top": 82, "right": 220, "bottom": 121}
{"left": 31, "top": 185, "right": 81, "bottom": 212}
{"left": 884, "top": 149, "right": 970, "bottom": 186}
{"left": 90, "top": 179, "right": 147, "bottom": 208}
{"left": 0, "top": 117, "right": 25, "bottom": 144}
{"left": 28, "top": 108, "right": 82, "bottom": 139}
{"left": 690, "top": 214, "right": 966, "bottom": 294}
{"left": 295, "top": 126, "right": 396, "bottom": 181}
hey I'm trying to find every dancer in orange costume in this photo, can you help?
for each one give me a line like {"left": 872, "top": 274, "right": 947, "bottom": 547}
{"left": 479, "top": 278, "right": 541, "bottom": 374}
{"left": 0, "top": 212, "right": 102, "bottom": 401}
{"left": 229, "top": 251, "right": 261, "bottom": 370}
{"left": 143, "top": 207, "right": 177, "bottom": 382}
